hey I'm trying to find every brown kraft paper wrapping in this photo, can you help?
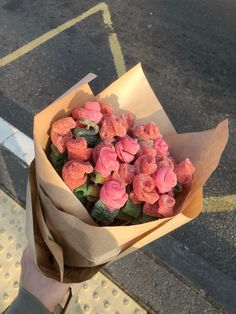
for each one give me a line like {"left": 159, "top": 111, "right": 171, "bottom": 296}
{"left": 27, "top": 63, "right": 228, "bottom": 283}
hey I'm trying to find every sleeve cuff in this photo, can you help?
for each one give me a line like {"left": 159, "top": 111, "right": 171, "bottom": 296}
{"left": 5, "top": 288, "right": 51, "bottom": 314}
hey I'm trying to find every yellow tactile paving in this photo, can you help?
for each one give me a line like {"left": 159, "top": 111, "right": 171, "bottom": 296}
{"left": 72, "top": 272, "right": 146, "bottom": 314}
{"left": 0, "top": 189, "right": 27, "bottom": 313}
{"left": 0, "top": 189, "right": 146, "bottom": 313}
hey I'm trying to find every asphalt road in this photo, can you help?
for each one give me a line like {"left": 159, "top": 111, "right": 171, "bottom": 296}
{"left": 0, "top": 0, "right": 235, "bottom": 286}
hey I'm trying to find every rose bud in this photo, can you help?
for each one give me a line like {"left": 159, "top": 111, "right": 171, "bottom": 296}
{"left": 136, "top": 142, "right": 157, "bottom": 158}
{"left": 157, "top": 194, "right": 176, "bottom": 217}
{"left": 100, "top": 180, "right": 128, "bottom": 211}
{"left": 112, "top": 163, "right": 135, "bottom": 185}
{"left": 133, "top": 122, "right": 161, "bottom": 141}
{"left": 62, "top": 160, "right": 93, "bottom": 190}
{"left": 153, "top": 167, "right": 177, "bottom": 194}
{"left": 133, "top": 174, "right": 159, "bottom": 204}
{"left": 175, "top": 158, "right": 195, "bottom": 185}
{"left": 115, "top": 135, "right": 140, "bottom": 163}
{"left": 51, "top": 117, "right": 76, "bottom": 153}
{"left": 134, "top": 155, "right": 157, "bottom": 175}
{"left": 72, "top": 101, "right": 102, "bottom": 124}
{"left": 99, "top": 114, "right": 128, "bottom": 141}
{"left": 66, "top": 138, "right": 93, "bottom": 161}
{"left": 95, "top": 147, "right": 119, "bottom": 177}
{"left": 154, "top": 137, "right": 169, "bottom": 156}
{"left": 143, "top": 202, "right": 161, "bottom": 217}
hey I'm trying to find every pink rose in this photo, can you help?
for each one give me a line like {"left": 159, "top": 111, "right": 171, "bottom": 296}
{"left": 93, "top": 142, "right": 113, "bottom": 163}
{"left": 119, "top": 113, "right": 135, "bottom": 130}
{"left": 133, "top": 122, "right": 161, "bottom": 141}
{"left": 100, "top": 180, "right": 128, "bottom": 211}
{"left": 156, "top": 156, "right": 175, "bottom": 170}
{"left": 51, "top": 117, "right": 76, "bottom": 135}
{"left": 95, "top": 147, "right": 119, "bottom": 177}
{"left": 99, "top": 114, "right": 128, "bottom": 141}
{"left": 157, "top": 194, "right": 176, "bottom": 217}
{"left": 99, "top": 101, "right": 114, "bottom": 115}
{"left": 72, "top": 101, "right": 102, "bottom": 124}
{"left": 51, "top": 129, "right": 73, "bottom": 153}
{"left": 66, "top": 138, "right": 93, "bottom": 161}
{"left": 153, "top": 167, "right": 177, "bottom": 194}
{"left": 143, "top": 194, "right": 175, "bottom": 218}
{"left": 154, "top": 137, "right": 169, "bottom": 156}
{"left": 112, "top": 163, "right": 135, "bottom": 184}
{"left": 62, "top": 160, "right": 93, "bottom": 190}
{"left": 136, "top": 142, "right": 157, "bottom": 158}
{"left": 51, "top": 117, "right": 76, "bottom": 153}
{"left": 133, "top": 174, "right": 159, "bottom": 204}
{"left": 115, "top": 135, "right": 140, "bottom": 163}
{"left": 143, "top": 202, "right": 161, "bottom": 217}
{"left": 175, "top": 158, "right": 195, "bottom": 185}
{"left": 134, "top": 155, "right": 157, "bottom": 175}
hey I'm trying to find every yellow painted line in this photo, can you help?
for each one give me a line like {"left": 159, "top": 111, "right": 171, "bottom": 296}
{"left": 203, "top": 194, "right": 236, "bottom": 212}
{"left": 0, "top": 2, "right": 126, "bottom": 76}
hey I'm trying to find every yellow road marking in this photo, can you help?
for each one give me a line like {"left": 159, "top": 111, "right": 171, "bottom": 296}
{"left": 0, "top": 2, "right": 126, "bottom": 76}
{"left": 203, "top": 194, "right": 236, "bottom": 212}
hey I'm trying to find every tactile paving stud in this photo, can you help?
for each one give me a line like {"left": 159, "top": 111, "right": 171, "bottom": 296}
{"left": 71, "top": 271, "right": 146, "bottom": 314}
{"left": 0, "top": 189, "right": 27, "bottom": 313}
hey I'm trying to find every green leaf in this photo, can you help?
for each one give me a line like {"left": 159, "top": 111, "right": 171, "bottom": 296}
{"left": 132, "top": 214, "right": 157, "bottom": 225}
{"left": 90, "top": 173, "right": 107, "bottom": 184}
{"left": 73, "top": 183, "right": 88, "bottom": 198}
{"left": 91, "top": 200, "right": 119, "bottom": 225}
{"left": 116, "top": 210, "right": 133, "bottom": 222}
{"left": 173, "top": 182, "right": 183, "bottom": 194}
{"left": 51, "top": 144, "right": 67, "bottom": 159}
{"left": 121, "top": 199, "right": 142, "bottom": 218}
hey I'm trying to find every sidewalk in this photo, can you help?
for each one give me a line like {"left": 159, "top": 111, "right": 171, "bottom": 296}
{"left": 0, "top": 188, "right": 232, "bottom": 313}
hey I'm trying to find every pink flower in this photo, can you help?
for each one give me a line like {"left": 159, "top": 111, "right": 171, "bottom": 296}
{"left": 136, "top": 142, "right": 157, "bottom": 158}
{"left": 133, "top": 174, "right": 159, "bottom": 204}
{"left": 143, "top": 194, "right": 175, "bottom": 218}
{"left": 156, "top": 156, "right": 175, "bottom": 170}
{"left": 134, "top": 155, "right": 157, "bottom": 175}
{"left": 95, "top": 147, "right": 119, "bottom": 177}
{"left": 130, "top": 191, "right": 143, "bottom": 204}
{"left": 99, "top": 114, "right": 128, "bottom": 141}
{"left": 66, "top": 138, "right": 93, "bottom": 161}
{"left": 153, "top": 167, "right": 177, "bottom": 194}
{"left": 154, "top": 137, "right": 169, "bottom": 156}
{"left": 100, "top": 180, "right": 128, "bottom": 211}
{"left": 72, "top": 101, "right": 102, "bottom": 124}
{"left": 51, "top": 117, "right": 76, "bottom": 153}
{"left": 62, "top": 160, "right": 93, "bottom": 190}
{"left": 99, "top": 101, "right": 114, "bottom": 115}
{"left": 51, "top": 129, "right": 73, "bottom": 153}
{"left": 92, "top": 142, "right": 113, "bottom": 163}
{"left": 119, "top": 113, "right": 135, "bottom": 130}
{"left": 143, "top": 202, "right": 161, "bottom": 217}
{"left": 112, "top": 163, "right": 135, "bottom": 184}
{"left": 133, "top": 122, "right": 161, "bottom": 141}
{"left": 175, "top": 158, "right": 195, "bottom": 185}
{"left": 99, "top": 114, "right": 128, "bottom": 142}
{"left": 157, "top": 194, "right": 176, "bottom": 217}
{"left": 115, "top": 135, "right": 140, "bottom": 163}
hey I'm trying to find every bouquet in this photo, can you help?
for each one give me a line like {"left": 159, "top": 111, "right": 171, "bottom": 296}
{"left": 50, "top": 101, "right": 195, "bottom": 226}
{"left": 27, "top": 64, "right": 228, "bottom": 283}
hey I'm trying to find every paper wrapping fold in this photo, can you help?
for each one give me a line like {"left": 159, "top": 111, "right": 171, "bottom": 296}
{"left": 27, "top": 63, "right": 228, "bottom": 283}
